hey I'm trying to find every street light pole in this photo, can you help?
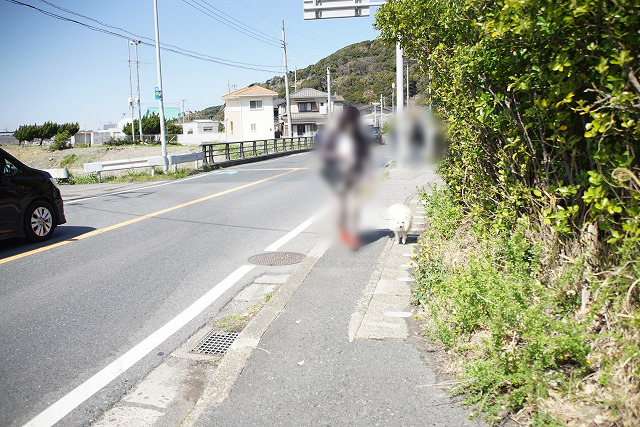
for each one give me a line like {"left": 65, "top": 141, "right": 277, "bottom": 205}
{"left": 326, "top": 66, "right": 331, "bottom": 121}
{"left": 152, "top": 0, "right": 168, "bottom": 173}
{"left": 281, "top": 20, "right": 293, "bottom": 138}
{"left": 127, "top": 41, "right": 136, "bottom": 143}
{"left": 132, "top": 40, "right": 144, "bottom": 144}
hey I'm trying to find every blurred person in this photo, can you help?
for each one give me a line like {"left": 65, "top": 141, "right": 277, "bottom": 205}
{"left": 318, "top": 106, "right": 371, "bottom": 250}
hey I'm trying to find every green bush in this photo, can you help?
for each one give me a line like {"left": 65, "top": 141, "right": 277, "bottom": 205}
{"left": 50, "top": 131, "right": 71, "bottom": 151}
{"left": 67, "top": 173, "right": 99, "bottom": 185}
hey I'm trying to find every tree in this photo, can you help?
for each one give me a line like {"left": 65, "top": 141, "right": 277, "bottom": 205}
{"left": 58, "top": 122, "right": 79, "bottom": 137}
{"left": 50, "top": 130, "right": 71, "bottom": 150}
{"left": 36, "top": 121, "right": 58, "bottom": 146}
{"left": 13, "top": 124, "right": 38, "bottom": 145}
{"left": 122, "top": 113, "right": 182, "bottom": 138}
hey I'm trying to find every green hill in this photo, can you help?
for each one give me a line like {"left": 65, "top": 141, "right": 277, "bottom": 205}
{"left": 262, "top": 39, "right": 423, "bottom": 106}
{"left": 193, "top": 39, "right": 424, "bottom": 116}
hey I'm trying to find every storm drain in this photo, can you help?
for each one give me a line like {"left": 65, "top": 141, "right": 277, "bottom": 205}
{"left": 191, "top": 331, "right": 238, "bottom": 356}
{"left": 248, "top": 251, "right": 306, "bottom": 266}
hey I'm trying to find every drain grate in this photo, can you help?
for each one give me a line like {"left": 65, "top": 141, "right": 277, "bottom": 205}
{"left": 248, "top": 251, "right": 306, "bottom": 266}
{"left": 191, "top": 331, "right": 238, "bottom": 356}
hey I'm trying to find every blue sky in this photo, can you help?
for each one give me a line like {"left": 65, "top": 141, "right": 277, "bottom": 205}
{"left": 0, "top": 0, "right": 380, "bottom": 130}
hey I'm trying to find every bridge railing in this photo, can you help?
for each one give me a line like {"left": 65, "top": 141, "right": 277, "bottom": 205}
{"left": 200, "top": 137, "right": 314, "bottom": 165}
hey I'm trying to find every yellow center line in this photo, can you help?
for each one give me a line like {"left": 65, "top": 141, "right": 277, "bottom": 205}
{"left": 0, "top": 167, "right": 307, "bottom": 266}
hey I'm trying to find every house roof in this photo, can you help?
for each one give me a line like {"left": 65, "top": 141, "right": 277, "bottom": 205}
{"left": 290, "top": 88, "right": 327, "bottom": 99}
{"left": 290, "top": 88, "right": 345, "bottom": 102}
{"left": 221, "top": 85, "right": 278, "bottom": 99}
{"left": 291, "top": 112, "right": 327, "bottom": 121}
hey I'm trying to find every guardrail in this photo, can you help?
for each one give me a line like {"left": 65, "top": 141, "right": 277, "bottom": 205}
{"left": 200, "top": 137, "right": 314, "bottom": 165}
{"left": 83, "top": 152, "right": 205, "bottom": 182}
{"left": 44, "top": 168, "right": 69, "bottom": 179}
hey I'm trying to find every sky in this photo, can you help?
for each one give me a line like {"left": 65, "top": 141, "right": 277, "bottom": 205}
{"left": 0, "top": 0, "right": 380, "bottom": 131}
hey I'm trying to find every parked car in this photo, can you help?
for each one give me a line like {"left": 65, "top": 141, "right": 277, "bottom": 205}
{"left": 0, "top": 148, "right": 66, "bottom": 242}
{"left": 366, "top": 126, "right": 383, "bottom": 144}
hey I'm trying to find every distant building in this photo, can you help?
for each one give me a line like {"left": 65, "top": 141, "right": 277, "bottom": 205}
{"left": 145, "top": 106, "right": 181, "bottom": 121}
{"left": 278, "top": 88, "right": 344, "bottom": 137}
{"left": 178, "top": 119, "right": 225, "bottom": 145}
{"left": 222, "top": 85, "right": 278, "bottom": 142}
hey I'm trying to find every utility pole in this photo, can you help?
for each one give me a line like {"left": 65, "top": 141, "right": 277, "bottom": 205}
{"left": 396, "top": 41, "right": 405, "bottom": 167}
{"left": 406, "top": 62, "right": 409, "bottom": 106}
{"left": 326, "top": 67, "right": 331, "bottom": 120}
{"left": 381, "top": 93, "right": 384, "bottom": 111}
{"left": 127, "top": 40, "right": 137, "bottom": 143}
{"left": 428, "top": 62, "right": 433, "bottom": 113}
{"left": 281, "top": 20, "right": 292, "bottom": 137}
{"left": 132, "top": 40, "right": 144, "bottom": 144}
{"left": 181, "top": 99, "right": 187, "bottom": 124}
{"left": 294, "top": 67, "right": 298, "bottom": 92}
{"left": 153, "top": 0, "right": 168, "bottom": 173}
{"left": 391, "top": 82, "right": 395, "bottom": 113}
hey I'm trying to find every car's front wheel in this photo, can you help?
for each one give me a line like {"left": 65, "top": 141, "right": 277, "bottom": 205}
{"left": 24, "top": 201, "right": 56, "bottom": 242}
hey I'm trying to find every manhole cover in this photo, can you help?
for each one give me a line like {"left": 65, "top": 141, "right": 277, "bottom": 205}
{"left": 191, "top": 331, "right": 238, "bottom": 356}
{"left": 248, "top": 252, "right": 306, "bottom": 266}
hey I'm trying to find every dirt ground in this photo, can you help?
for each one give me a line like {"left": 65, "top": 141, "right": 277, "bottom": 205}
{"left": 2, "top": 144, "right": 201, "bottom": 174}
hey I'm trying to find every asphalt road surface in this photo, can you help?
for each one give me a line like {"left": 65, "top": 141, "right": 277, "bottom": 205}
{"left": 0, "top": 146, "right": 391, "bottom": 427}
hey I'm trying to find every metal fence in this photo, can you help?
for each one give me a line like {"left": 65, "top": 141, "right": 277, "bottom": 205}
{"left": 201, "top": 137, "right": 314, "bottom": 165}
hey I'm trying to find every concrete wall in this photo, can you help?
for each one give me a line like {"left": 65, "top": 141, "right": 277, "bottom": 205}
{"left": 177, "top": 132, "right": 225, "bottom": 145}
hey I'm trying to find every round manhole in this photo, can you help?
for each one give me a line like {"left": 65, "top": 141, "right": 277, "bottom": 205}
{"left": 248, "top": 252, "right": 306, "bottom": 266}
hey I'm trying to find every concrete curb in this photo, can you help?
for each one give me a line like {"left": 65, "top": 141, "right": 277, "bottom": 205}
{"left": 182, "top": 240, "right": 329, "bottom": 427}
{"left": 347, "top": 237, "right": 393, "bottom": 342}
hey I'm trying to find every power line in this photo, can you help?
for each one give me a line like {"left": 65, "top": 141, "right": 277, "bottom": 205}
{"left": 5, "top": 0, "right": 281, "bottom": 73}
{"left": 36, "top": 0, "right": 283, "bottom": 69}
{"left": 236, "top": 0, "right": 339, "bottom": 49}
{"left": 196, "top": 0, "right": 280, "bottom": 43}
{"left": 180, "top": 0, "right": 281, "bottom": 48}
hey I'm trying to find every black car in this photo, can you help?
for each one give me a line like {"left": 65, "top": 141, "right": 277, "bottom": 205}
{"left": 0, "top": 148, "right": 66, "bottom": 242}
{"left": 366, "top": 126, "right": 383, "bottom": 144}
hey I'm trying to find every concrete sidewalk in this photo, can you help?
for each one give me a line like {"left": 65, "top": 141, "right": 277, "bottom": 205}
{"left": 189, "top": 165, "right": 480, "bottom": 426}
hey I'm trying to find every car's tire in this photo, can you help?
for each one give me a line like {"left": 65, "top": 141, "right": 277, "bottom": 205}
{"left": 24, "top": 200, "right": 56, "bottom": 242}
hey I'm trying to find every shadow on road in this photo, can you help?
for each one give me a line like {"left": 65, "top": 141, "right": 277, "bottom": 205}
{"left": 0, "top": 226, "right": 96, "bottom": 259}
{"left": 360, "top": 228, "right": 393, "bottom": 247}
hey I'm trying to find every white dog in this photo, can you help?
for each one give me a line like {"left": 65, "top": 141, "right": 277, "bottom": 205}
{"left": 388, "top": 204, "right": 413, "bottom": 244}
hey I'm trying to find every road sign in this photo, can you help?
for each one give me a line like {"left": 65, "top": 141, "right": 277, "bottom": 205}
{"left": 154, "top": 86, "right": 161, "bottom": 100}
{"left": 303, "top": 0, "right": 373, "bottom": 20}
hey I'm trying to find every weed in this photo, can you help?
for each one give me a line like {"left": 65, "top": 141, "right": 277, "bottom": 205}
{"left": 413, "top": 188, "right": 639, "bottom": 425}
{"left": 59, "top": 154, "right": 77, "bottom": 168}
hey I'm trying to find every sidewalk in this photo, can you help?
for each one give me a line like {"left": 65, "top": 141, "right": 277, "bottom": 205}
{"left": 189, "top": 165, "right": 480, "bottom": 426}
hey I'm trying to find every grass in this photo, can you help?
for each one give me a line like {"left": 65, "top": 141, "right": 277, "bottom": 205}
{"left": 214, "top": 304, "right": 262, "bottom": 333}
{"left": 59, "top": 153, "right": 78, "bottom": 168}
{"left": 412, "top": 186, "right": 640, "bottom": 425}
{"left": 64, "top": 167, "right": 199, "bottom": 185}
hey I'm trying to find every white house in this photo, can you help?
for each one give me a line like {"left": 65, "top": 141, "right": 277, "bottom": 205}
{"left": 177, "top": 119, "right": 225, "bottom": 145}
{"left": 278, "top": 88, "right": 344, "bottom": 137}
{"left": 222, "top": 85, "right": 278, "bottom": 142}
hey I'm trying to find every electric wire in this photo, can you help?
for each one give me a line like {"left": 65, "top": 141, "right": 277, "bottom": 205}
{"left": 36, "top": 0, "right": 283, "bottom": 69}
{"left": 3, "top": 0, "right": 282, "bottom": 72}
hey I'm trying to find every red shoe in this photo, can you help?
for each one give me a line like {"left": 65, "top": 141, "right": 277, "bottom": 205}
{"left": 340, "top": 231, "right": 360, "bottom": 251}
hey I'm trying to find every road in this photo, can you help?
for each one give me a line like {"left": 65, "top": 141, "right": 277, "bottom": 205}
{"left": 0, "top": 147, "right": 389, "bottom": 427}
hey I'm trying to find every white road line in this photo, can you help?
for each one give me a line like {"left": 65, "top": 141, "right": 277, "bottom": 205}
{"left": 264, "top": 208, "right": 327, "bottom": 252}
{"left": 22, "top": 264, "right": 255, "bottom": 427}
